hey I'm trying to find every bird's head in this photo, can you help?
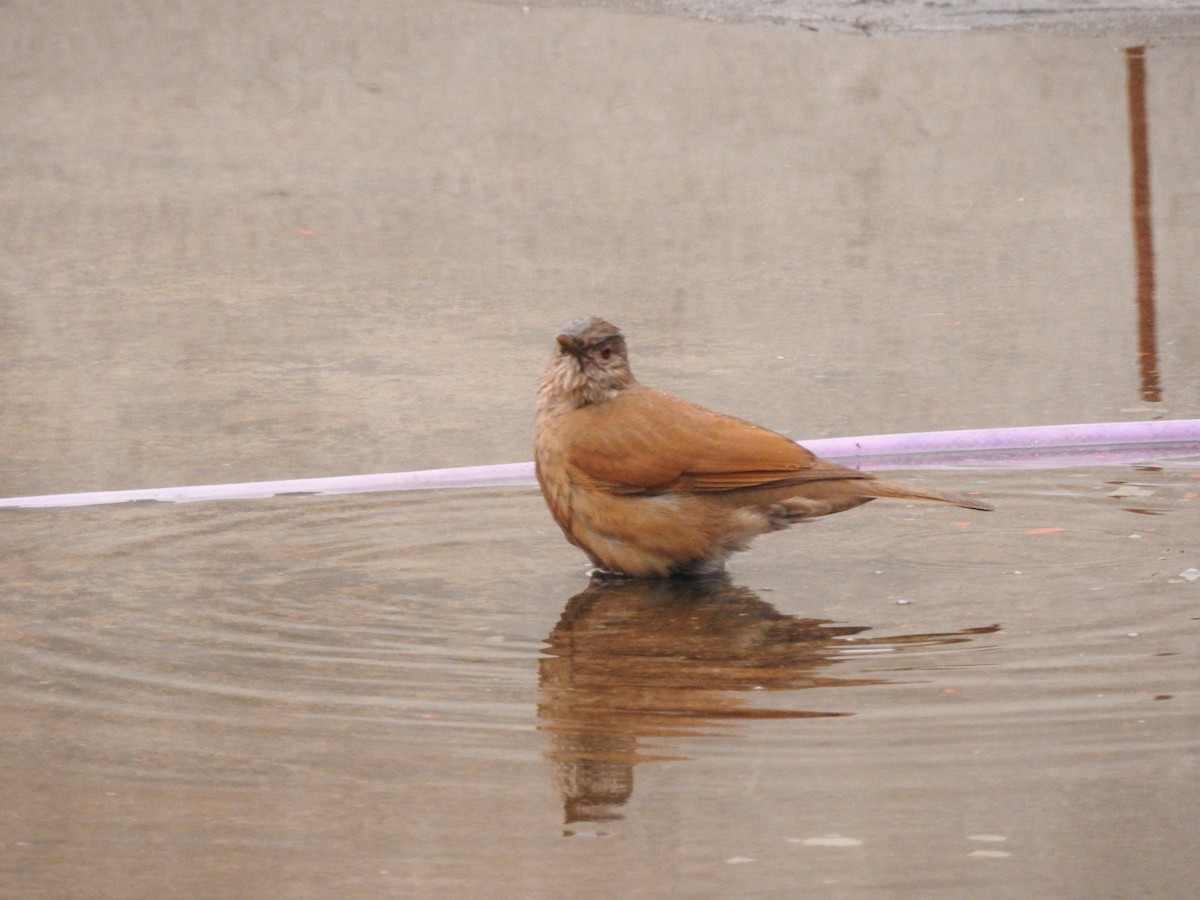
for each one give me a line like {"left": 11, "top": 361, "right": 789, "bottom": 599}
{"left": 539, "top": 316, "right": 635, "bottom": 411}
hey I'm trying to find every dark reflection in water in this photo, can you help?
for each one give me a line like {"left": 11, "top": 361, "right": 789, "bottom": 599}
{"left": 538, "top": 575, "right": 999, "bottom": 828}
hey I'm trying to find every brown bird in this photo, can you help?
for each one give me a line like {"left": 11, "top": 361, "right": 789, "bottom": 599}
{"left": 534, "top": 316, "right": 992, "bottom": 578}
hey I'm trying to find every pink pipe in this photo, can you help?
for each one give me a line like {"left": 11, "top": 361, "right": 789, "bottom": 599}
{"left": 802, "top": 419, "right": 1200, "bottom": 469}
{"left": 1, "top": 419, "right": 1197, "bottom": 510}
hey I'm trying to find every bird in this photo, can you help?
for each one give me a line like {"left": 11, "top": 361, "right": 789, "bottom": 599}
{"left": 534, "top": 316, "right": 992, "bottom": 578}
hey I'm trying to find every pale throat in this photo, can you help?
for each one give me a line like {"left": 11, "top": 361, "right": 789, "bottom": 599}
{"left": 537, "top": 356, "right": 626, "bottom": 414}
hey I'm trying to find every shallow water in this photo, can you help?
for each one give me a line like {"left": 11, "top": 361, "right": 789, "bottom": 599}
{"left": 2, "top": 2, "right": 1199, "bottom": 898}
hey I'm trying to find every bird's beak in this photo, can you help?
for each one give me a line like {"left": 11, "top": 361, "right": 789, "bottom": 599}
{"left": 556, "top": 333, "right": 585, "bottom": 357}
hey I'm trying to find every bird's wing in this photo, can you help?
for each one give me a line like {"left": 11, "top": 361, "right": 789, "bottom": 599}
{"left": 566, "top": 388, "right": 869, "bottom": 494}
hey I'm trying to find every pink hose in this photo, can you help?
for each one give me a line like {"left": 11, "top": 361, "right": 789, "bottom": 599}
{"left": 802, "top": 419, "right": 1200, "bottom": 469}
{"left": 2, "top": 419, "right": 1197, "bottom": 509}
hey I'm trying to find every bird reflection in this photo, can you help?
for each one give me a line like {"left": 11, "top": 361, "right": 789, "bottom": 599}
{"left": 538, "top": 574, "right": 999, "bottom": 827}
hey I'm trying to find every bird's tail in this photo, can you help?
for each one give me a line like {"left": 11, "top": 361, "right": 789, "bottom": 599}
{"left": 859, "top": 477, "right": 994, "bottom": 512}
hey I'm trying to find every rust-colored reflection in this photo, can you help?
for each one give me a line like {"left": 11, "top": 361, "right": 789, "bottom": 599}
{"left": 538, "top": 574, "right": 1000, "bottom": 828}
{"left": 1125, "top": 44, "right": 1160, "bottom": 403}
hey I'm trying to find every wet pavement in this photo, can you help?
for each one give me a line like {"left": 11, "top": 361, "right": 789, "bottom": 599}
{"left": 532, "top": 0, "right": 1200, "bottom": 36}
{"left": 3, "top": 2, "right": 1199, "bottom": 898}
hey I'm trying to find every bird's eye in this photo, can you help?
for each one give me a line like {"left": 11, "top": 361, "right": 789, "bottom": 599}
{"left": 599, "top": 346, "right": 613, "bottom": 360}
